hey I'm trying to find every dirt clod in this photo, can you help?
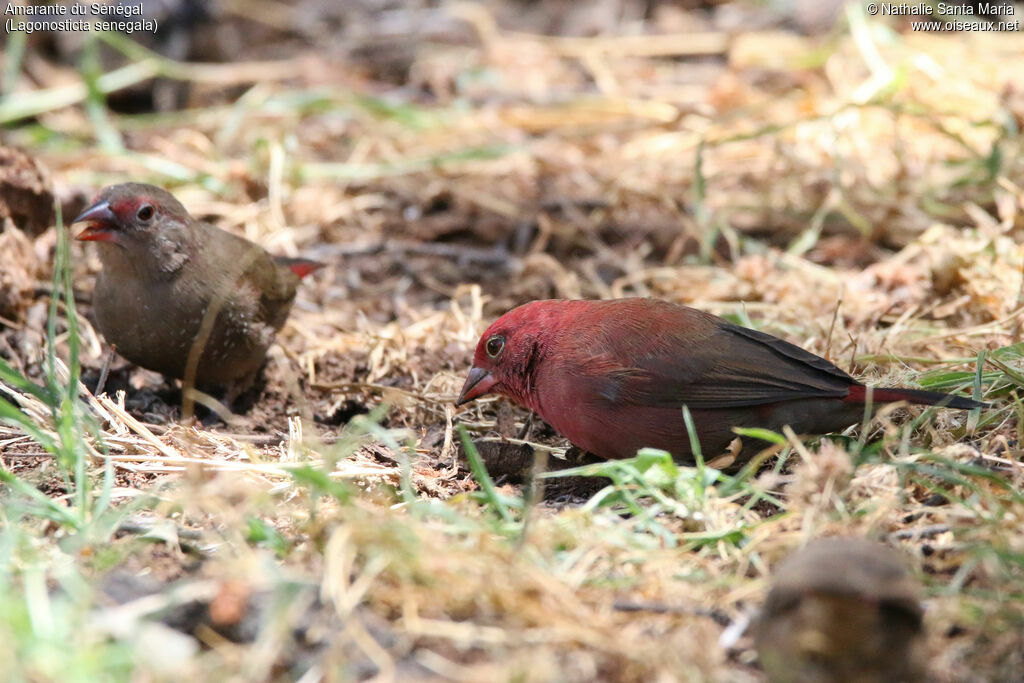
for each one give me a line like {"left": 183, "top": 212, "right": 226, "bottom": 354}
{"left": 0, "top": 146, "right": 54, "bottom": 237}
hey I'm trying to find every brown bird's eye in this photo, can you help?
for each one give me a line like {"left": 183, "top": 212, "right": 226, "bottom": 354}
{"left": 485, "top": 335, "right": 505, "bottom": 358}
{"left": 136, "top": 204, "right": 154, "bottom": 221}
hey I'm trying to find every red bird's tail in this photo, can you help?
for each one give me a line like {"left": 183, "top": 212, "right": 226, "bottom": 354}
{"left": 845, "top": 385, "right": 985, "bottom": 410}
{"left": 275, "top": 256, "right": 324, "bottom": 279}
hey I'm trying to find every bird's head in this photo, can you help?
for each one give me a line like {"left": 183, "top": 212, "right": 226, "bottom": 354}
{"left": 456, "top": 300, "right": 568, "bottom": 407}
{"left": 73, "top": 183, "right": 190, "bottom": 248}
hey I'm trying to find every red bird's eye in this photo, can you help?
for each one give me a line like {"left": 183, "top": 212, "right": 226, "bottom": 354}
{"left": 485, "top": 335, "right": 505, "bottom": 358}
{"left": 136, "top": 204, "right": 154, "bottom": 221}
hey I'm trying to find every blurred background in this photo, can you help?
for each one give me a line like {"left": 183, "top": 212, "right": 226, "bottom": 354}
{"left": 4, "top": 0, "right": 1022, "bottom": 326}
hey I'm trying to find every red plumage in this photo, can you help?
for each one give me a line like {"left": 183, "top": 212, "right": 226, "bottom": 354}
{"left": 456, "top": 299, "right": 984, "bottom": 466}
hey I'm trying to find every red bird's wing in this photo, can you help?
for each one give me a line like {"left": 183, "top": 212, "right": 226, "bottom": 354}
{"left": 582, "top": 316, "right": 856, "bottom": 409}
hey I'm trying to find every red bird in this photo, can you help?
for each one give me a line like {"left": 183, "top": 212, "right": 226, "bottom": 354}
{"left": 456, "top": 299, "right": 984, "bottom": 465}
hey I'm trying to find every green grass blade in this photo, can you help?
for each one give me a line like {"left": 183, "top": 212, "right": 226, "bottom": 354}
{"left": 457, "top": 426, "right": 512, "bottom": 523}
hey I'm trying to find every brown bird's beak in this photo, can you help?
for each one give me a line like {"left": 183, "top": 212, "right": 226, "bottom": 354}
{"left": 73, "top": 201, "right": 119, "bottom": 242}
{"left": 456, "top": 366, "right": 497, "bottom": 406}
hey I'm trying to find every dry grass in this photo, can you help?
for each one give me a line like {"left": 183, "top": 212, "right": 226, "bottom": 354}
{"left": 1, "top": 3, "right": 1023, "bottom": 681}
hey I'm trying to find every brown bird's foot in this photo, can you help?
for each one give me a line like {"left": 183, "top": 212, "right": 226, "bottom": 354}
{"left": 221, "top": 382, "right": 248, "bottom": 412}
{"left": 221, "top": 367, "right": 267, "bottom": 413}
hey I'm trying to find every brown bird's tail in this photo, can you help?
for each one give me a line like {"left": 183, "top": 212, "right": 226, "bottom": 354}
{"left": 845, "top": 385, "right": 986, "bottom": 410}
{"left": 275, "top": 256, "right": 324, "bottom": 278}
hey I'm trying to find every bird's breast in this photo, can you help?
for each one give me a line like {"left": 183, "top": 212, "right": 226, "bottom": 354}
{"left": 92, "top": 268, "right": 275, "bottom": 384}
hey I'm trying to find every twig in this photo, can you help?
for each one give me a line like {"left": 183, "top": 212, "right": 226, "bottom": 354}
{"left": 612, "top": 601, "right": 731, "bottom": 625}
{"left": 98, "top": 395, "right": 181, "bottom": 459}
{"left": 311, "top": 381, "right": 447, "bottom": 405}
{"left": 824, "top": 294, "right": 842, "bottom": 363}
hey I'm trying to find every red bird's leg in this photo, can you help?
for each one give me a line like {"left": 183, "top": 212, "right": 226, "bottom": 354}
{"left": 517, "top": 412, "right": 535, "bottom": 440}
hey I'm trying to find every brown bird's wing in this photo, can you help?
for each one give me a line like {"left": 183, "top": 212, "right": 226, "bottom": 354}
{"left": 580, "top": 306, "right": 856, "bottom": 409}
{"left": 193, "top": 223, "right": 303, "bottom": 329}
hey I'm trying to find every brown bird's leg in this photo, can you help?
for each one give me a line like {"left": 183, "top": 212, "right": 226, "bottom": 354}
{"left": 229, "top": 364, "right": 264, "bottom": 405}
{"left": 222, "top": 377, "right": 249, "bottom": 409}
{"left": 94, "top": 344, "right": 117, "bottom": 396}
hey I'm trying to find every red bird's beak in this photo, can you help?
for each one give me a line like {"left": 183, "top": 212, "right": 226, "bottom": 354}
{"left": 456, "top": 366, "right": 497, "bottom": 406}
{"left": 73, "top": 201, "right": 119, "bottom": 242}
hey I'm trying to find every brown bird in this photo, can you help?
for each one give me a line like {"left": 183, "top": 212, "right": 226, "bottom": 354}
{"left": 753, "top": 538, "right": 925, "bottom": 683}
{"left": 73, "top": 183, "right": 321, "bottom": 402}
{"left": 456, "top": 298, "right": 984, "bottom": 466}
